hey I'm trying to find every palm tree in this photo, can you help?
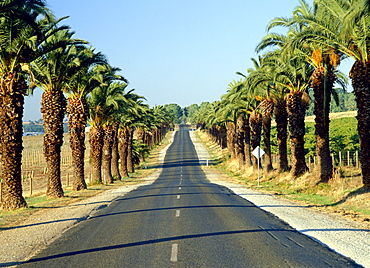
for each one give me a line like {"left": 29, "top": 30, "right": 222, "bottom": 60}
{"left": 151, "top": 105, "right": 171, "bottom": 145}
{"left": 32, "top": 29, "right": 86, "bottom": 198}
{"left": 117, "top": 97, "right": 148, "bottom": 178}
{"left": 251, "top": 48, "right": 291, "bottom": 172}
{"left": 244, "top": 57, "right": 277, "bottom": 173}
{"left": 0, "top": 1, "right": 65, "bottom": 210}
{"left": 111, "top": 122, "right": 121, "bottom": 180}
{"left": 100, "top": 82, "right": 129, "bottom": 184}
{"left": 266, "top": 0, "right": 347, "bottom": 182}
{"left": 65, "top": 49, "right": 107, "bottom": 190}
{"left": 87, "top": 65, "right": 123, "bottom": 184}
{"left": 284, "top": 57, "right": 312, "bottom": 177}
{"left": 311, "top": 0, "right": 370, "bottom": 188}
{"left": 88, "top": 75, "right": 134, "bottom": 184}
{"left": 238, "top": 57, "right": 276, "bottom": 172}
{"left": 256, "top": 48, "right": 312, "bottom": 177}
{"left": 221, "top": 80, "right": 255, "bottom": 169}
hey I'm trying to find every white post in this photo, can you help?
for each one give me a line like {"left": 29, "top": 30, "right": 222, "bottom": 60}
{"left": 252, "top": 146, "right": 264, "bottom": 187}
{"left": 347, "top": 151, "right": 350, "bottom": 166}
{"left": 257, "top": 148, "right": 260, "bottom": 186}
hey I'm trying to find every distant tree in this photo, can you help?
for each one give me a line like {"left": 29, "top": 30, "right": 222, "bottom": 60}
{"left": 23, "top": 122, "right": 44, "bottom": 133}
{"left": 306, "top": 89, "right": 356, "bottom": 116}
{"left": 185, "top": 104, "right": 199, "bottom": 123}
{"left": 192, "top": 102, "right": 212, "bottom": 128}
{"left": 164, "top": 103, "right": 182, "bottom": 125}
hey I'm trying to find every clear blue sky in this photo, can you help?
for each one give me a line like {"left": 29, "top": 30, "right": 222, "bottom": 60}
{"left": 24, "top": 0, "right": 352, "bottom": 121}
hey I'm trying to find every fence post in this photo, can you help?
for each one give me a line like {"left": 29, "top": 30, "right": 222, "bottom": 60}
{"left": 356, "top": 151, "right": 359, "bottom": 169}
{"left": 30, "top": 171, "right": 34, "bottom": 197}
{"left": 347, "top": 151, "right": 350, "bottom": 166}
{"left": 339, "top": 151, "right": 342, "bottom": 167}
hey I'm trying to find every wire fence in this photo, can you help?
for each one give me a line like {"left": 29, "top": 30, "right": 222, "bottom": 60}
{"left": 0, "top": 145, "right": 92, "bottom": 199}
{"left": 306, "top": 151, "right": 360, "bottom": 169}
{"left": 270, "top": 150, "right": 360, "bottom": 170}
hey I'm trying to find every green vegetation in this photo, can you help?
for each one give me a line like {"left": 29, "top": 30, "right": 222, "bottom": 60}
{"left": 306, "top": 89, "right": 356, "bottom": 116}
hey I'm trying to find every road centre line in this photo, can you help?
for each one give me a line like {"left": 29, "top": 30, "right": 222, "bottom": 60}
{"left": 170, "top": 243, "right": 178, "bottom": 262}
{"left": 179, "top": 187, "right": 181, "bottom": 190}
{"left": 175, "top": 210, "right": 180, "bottom": 217}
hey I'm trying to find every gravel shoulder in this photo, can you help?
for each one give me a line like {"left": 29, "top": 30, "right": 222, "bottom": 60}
{"left": 190, "top": 131, "right": 370, "bottom": 268}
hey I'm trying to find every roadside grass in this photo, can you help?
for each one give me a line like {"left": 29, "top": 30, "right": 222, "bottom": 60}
{"left": 195, "top": 129, "right": 370, "bottom": 225}
{"left": 0, "top": 131, "right": 174, "bottom": 229}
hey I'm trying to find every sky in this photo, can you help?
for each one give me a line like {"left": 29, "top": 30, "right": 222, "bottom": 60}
{"left": 23, "top": 0, "right": 353, "bottom": 121}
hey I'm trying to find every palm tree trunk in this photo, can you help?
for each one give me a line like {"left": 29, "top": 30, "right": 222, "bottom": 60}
{"left": 220, "top": 126, "right": 227, "bottom": 149}
{"left": 41, "top": 90, "right": 65, "bottom": 198}
{"left": 0, "top": 73, "right": 27, "bottom": 211}
{"left": 249, "top": 110, "right": 262, "bottom": 170}
{"left": 67, "top": 98, "right": 87, "bottom": 191}
{"left": 102, "top": 125, "right": 114, "bottom": 184}
{"left": 243, "top": 114, "right": 252, "bottom": 168}
{"left": 312, "top": 66, "right": 334, "bottom": 183}
{"left": 350, "top": 61, "right": 370, "bottom": 188}
{"left": 111, "top": 123, "right": 121, "bottom": 180}
{"left": 226, "top": 122, "right": 236, "bottom": 159}
{"left": 274, "top": 102, "right": 289, "bottom": 172}
{"left": 261, "top": 99, "right": 274, "bottom": 173}
{"left": 287, "top": 92, "right": 309, "bottom": 177}
{"left": 88, "top": 125, "right": 104, "bottom": 184}
{"left": 236, "top": 115, "right": 246, "bottom": 169}
{"left": 262, "top": 116, "right": 273, "bottom": 173}
{"left": 127, "top": 129, "right": 135, "bottom": 173}
{"left": 136, "top": 129, "right": 146, "bottom": 163}
{"left": 119, "top": 127, "right": 129, "bottom": 178}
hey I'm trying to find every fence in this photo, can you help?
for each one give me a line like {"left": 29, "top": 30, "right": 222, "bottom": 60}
{"left": 270, "top": 150, "right": 360, "bottom": 170}
{"left": 0, "top": 145, "right": 92, "bottom": 199}
{"left": 306, "top": 151, "right": 360, "bottom": 169}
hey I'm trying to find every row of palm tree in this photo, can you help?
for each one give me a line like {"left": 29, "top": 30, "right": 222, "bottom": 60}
{"left": 192, "top": 0, "right": 370, "bottom": 189}
{"left": 0, "top": 1, "right": 172, "bottom": 211}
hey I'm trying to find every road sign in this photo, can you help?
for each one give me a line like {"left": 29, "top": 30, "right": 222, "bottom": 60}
{"left": 252, "top": 146, "right": 265, "bottom": 159}
{"left": 252, "top": 146, "right": 265, "bottom": 186}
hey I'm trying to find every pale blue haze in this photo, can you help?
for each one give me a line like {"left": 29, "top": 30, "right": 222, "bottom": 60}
{"left": 24, "top": 0, "right": 352, "bottom": 121}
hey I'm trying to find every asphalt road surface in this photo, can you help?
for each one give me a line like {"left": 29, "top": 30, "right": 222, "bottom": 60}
{"left": 19, "top": 125, "right": 360, "bottom": 267}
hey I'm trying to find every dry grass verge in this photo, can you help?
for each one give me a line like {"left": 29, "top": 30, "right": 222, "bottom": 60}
{"left": 0, "top": 131, "right": 173, "bottom": 229}
{"left": 196, "top": 129, "right": 370, "bottom": 228}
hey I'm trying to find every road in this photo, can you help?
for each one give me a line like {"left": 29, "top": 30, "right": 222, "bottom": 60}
{"left": 19, "top": 125, "right": 360, "bottom": 267}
